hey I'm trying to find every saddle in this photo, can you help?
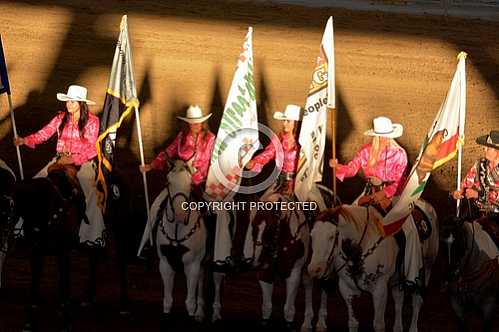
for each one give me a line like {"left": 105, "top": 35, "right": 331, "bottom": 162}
{"left": 411, "top": 206, "right": 432, "bottom": 242}
{"left": 47, "top": 162, "right": 84, "bottom": 198}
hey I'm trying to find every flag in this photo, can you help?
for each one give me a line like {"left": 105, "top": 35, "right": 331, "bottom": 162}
{"left": 383, "top": 52, "right": 467, "bottom": 236}
{"left": 295, "top": 17, "right": 334, "bottom": 202}
{"left": 96, "top": 15, "right": 139, "bottom": 210}
{"left": 205, "top": 27, "right": 259, "bottom": 201}
{"left": 0, "top": 35, "right": 11, "bottom": 95}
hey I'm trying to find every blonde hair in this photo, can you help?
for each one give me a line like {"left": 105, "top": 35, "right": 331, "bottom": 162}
{"left": 367, "top": 136, "right": 402, "bottom": 168}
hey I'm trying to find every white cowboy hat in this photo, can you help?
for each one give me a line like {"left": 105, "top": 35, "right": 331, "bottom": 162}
{"left": 273, "top": 104, "right": 301, "bottom": 121}
{"left": 364, "top": 116, "right": 403, "bottom": 138}
{"left": 177, "top": 105, "right": 212, "bottom": 124}
{"left": 56, "top": 85, "right": 96, "bottom": 105}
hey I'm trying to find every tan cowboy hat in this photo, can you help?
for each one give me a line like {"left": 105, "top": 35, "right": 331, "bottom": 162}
{"left": 56, "top": 85, "right": 96, "bottom": 105}
{"left": 273, "top": 104, "right": 301, "bottom": 121}
{"left": 364, "top": 116, "right": 403, "bottom": 138}
{"left": 476, "top": 130, "right": 499, "bottom": 150}
{"left": 177, "top": 105, "right": 212, "bottom": 124}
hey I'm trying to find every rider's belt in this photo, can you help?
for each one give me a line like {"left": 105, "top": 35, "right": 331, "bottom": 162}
{"left": 279, "top": 172, "right": 295, "bottom": 181}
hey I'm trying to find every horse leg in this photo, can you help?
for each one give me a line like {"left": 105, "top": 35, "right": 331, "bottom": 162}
{"left": 81, "top": 247, "right": 98, "bottom": 306}
{"left": 316, "top": 289, "right": 328, "bottom": 332}
{"left": 184, "top": 262, "right": 201, "bottom": 318}
{"left": 481, "top": 295, "right": 496, "bottom": 332}
{"left": 300, "top": 273, "right": 313, "bottom": 332}
{"left": 23, "top": 252, "right": 43, "bottom": 332}
{"left": 283, "top": 266, "right": 301, "bottom": 330}
{"left": 0, "top": 247, "right": 6, "bottom": 289}
{"left": 58, "top": 252, "right": 72, "bottom": 332}
{"left": 450, "top": 296, "right": 469, "bottom": 332}
{"left": 117, "top": 241, "right": 130, "bottom": 315}
{"left": 392, "top": 284, "right": 404, "bottom": 332}
{"left": 159, "top": 255, "right": 175, "bottom": 315}
{"left": 338, "top": 279, "right": 360, "bottom": 332}
{"left": 212, "top": 272, "right": 224, "bottom": 322}
{"left": 259, "top": 280, "right": 273, "bottom": 322}
{"left": 372, "top": 283, "right": 388, "bottom": 332}
{"left": 408, "top": 293, "right": 423, "bottom": 332}
{"left": 194, "top": 265, "right": 205, "bottom": 322}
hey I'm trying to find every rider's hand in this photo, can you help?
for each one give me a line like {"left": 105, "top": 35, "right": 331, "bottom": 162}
{"left": 139, "top": 164, "right": 152, "bottom": 173}
{"left": 58, "top": 156, "right": 74, "bottom": 165}
{"left": 329, "top": 158, "right": 339, "bottom": 168}
{"left": 452, "top": 190, "right": 464, "bottom": 200}
{"left": 245, "top": 160, "right": 255, "bottom": 170}
{"left": 14, "top": 137, "right": 25, "bottom": 146}
{"left": 464, "top": 188, "right": 479, "bottom": 199}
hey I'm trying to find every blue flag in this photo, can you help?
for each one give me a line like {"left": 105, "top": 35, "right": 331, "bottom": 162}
{"left": 0, "top": 35, "right": 11, "bottom": 95}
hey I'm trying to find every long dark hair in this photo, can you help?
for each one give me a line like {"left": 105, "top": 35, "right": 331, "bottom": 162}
{"left": 58, "top": 101, "right": 89, "bottom": 138}
{"left": 180, "top": 121, "right": 209, "bottom": 146}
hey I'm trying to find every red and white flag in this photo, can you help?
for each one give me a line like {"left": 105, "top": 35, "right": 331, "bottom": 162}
{"left": 383, "top": 52, "right": 467, "bottom": 236}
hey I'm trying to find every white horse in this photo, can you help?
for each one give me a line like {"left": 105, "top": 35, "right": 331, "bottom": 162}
{"left": 308, "top": 200, "right": 439, "bottom": 332}
{"left": 243, "top": 192, "right": 329, "bottom": 332}
{"left": 155, "top": 160, "right": 206, "bottom": 323}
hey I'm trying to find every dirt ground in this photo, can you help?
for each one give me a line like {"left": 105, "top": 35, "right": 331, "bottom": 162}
{"left": 0, "top": 0, "right": 498, "bottom": 331}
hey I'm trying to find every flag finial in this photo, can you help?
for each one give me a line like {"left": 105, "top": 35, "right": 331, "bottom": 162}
{"left": 120, "top": 15, "right": 127, "bottom": 30}
{"left": 457, "top": 51, "right": 467, "bottom": 60}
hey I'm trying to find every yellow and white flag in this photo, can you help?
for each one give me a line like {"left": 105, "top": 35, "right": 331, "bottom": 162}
{"left": 295, "top": 17, "right": 335, "bottom": 205}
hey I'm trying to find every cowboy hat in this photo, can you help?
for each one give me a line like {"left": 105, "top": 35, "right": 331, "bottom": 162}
{"left": 364, "top": 116, "right": 403, "bottom": 138}
{"left": 476, "top": 130, "right": 499, "bottom": 150}
{"left": 177, "top": 105, "right": 212, "bottom": 124}
{"left": 273, "top": 104, "right": 301, "bottom": 121}
{"left": 56, "top": 85, "right": 96, "bottom": 105}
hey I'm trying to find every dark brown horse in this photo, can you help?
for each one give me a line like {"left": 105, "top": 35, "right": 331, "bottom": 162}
{"left": 0, "top": 163, "right": 16, "bottom": 289}
{"left": 12, "top": 166, "right": 86, "bottom": 332}
{"left": 443, "top": 211, "right": 499, "bottom": 332}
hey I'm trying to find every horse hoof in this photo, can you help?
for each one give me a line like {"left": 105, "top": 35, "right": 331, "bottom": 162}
{"left": 160, "top": 313, "right": 172, "bottom": 331}
{"left": 284, "top": 321, "right": 297, "bottom": 332}
{"left": 22, "top": 323, "right": 33, "bottom": 332}
{"left": 259, "top": 319, "right": 271, "bottom": 331}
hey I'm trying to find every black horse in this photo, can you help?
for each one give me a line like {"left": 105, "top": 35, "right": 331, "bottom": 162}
{"left": 0, "top": 164, "right": 16, "bottom": 289}
{"left": 83, "top": 170, "right": 144, "bottom": 314}
{"left": 11, "top": 165, "right": 87, "bottom": 332}
{"left": 442, "top": 203, "right": 499, "bottom": 332}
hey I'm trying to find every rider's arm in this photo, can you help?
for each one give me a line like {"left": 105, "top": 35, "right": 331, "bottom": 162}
{"left": 24, "top": 113, "right": 64, "bottom": 148}
{"left": 251, "top": 135, "right": 278, "bottom": 173}
{"left": 335, "top": 144, "right": 368, "bottom": 181}
{"left": 150, "top": 132, "right": 182, "bottom": 170}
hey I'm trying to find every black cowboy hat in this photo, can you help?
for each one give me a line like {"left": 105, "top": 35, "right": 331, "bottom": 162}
{"left": 476, "top": 130, "right": 499, "bottom": 149}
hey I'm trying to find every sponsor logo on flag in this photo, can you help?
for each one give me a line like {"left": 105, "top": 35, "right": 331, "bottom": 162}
{"left": 295, "top": 17, "right": 335, "bottom": 203}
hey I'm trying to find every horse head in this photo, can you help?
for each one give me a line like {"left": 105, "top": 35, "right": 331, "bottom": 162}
{"left": 308, "top": 207, "right": 342, "bottom": 279}
{"left": 164, "top": 160, "right": 193, "bottom": 224}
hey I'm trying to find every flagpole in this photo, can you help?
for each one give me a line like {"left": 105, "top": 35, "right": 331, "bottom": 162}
{"left": 329, "top": 106, "right": 337, "bottom": 204}
{"left": 7, "top": 93, "right": 24, "bottom": 180}
{"left": 455, "top": 51, "right": 467, "bottom": 218}
{"left": 134, "top": 105, "right": 151, "bottom": 236}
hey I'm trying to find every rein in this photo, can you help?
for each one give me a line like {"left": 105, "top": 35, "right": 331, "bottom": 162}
{"left": 159, "top": 179, "right": 200, "bottom": 247}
